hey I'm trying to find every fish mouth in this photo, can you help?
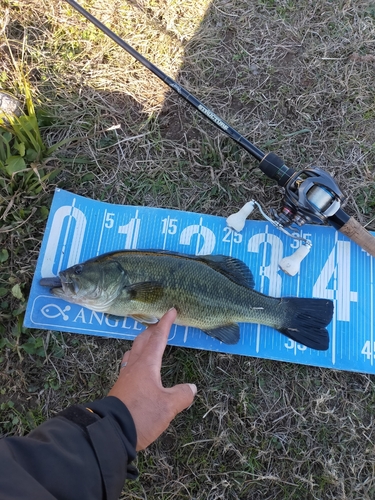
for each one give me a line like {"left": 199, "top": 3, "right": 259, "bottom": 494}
{"left": 40, "top": 273, "right": 78, "bottom": 296}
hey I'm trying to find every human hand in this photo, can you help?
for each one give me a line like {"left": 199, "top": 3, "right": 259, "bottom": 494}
{"left": 108, "top": 308, "right": 197, "bottom": 451}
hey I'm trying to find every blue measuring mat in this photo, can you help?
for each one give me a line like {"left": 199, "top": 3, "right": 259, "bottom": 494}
{"left": 24, "top": 188, "right": 375, "bottom": 374}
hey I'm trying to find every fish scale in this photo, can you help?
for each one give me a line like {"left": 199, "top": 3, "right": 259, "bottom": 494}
{"left": 113, "top": 254, "right": 268, "bottom": 326}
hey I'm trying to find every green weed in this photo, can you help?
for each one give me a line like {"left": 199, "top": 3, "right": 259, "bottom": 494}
{"left": 0, "top": 77, "right": 65, "bottom": 196}
{"left": 0, "top": 399, "right": 44, "bottom": 437}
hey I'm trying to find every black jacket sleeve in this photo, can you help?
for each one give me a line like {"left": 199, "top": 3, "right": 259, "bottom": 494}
{"left": 0, "top": 396, "right": 138, "bottom": 500}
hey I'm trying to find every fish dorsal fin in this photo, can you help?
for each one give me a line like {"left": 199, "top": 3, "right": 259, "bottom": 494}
{"left": 198, "top": 255, "right": 255, "bottom": 289}
{"left": 126, "top": 281, "right": 164, "bottom": 302}
{"left": 157, "top": 250, "right": 254, "bottom": 288}
{"left": 111, "top": 249, "right": 255, "bottom": 289}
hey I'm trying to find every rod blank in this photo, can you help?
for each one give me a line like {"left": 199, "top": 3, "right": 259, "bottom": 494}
{"left": 64, "top": 0, "right": 265, "bottom": 161}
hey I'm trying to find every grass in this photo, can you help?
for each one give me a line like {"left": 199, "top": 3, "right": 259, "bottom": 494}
{"left": 1, "top": 0, "right": 375, "bottom": 498}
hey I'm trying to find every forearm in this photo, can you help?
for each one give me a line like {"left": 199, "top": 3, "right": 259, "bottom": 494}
{"left": 0, "top": 396, "right": 138, "bottom": 500}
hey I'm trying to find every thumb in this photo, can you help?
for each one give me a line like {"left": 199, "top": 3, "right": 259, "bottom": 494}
{"left": 167, "top": 383, "right": 197, "bottom": 416}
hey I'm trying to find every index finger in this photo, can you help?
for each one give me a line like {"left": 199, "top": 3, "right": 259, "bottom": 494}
{"left": 142, "top": 307, "right": 177, "bottom": 367}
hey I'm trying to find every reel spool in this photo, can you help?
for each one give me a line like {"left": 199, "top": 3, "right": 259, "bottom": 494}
{"left": 275, "top": 167, "right": 345, "bottom": 227}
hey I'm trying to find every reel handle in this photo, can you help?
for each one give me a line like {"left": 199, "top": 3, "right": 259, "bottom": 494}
{"left": 278, "top": 244, "right": 311, "bottom": 276}
{"left": 338, "top": 217, "right": 375, "bottom": 257}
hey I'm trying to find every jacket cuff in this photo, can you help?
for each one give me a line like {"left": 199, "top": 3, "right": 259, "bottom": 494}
{"left": 86, "top": 396, "right": 138, "bottom": 477}
{"left": 57, "top": 396, "right": 138, "bottom": 499}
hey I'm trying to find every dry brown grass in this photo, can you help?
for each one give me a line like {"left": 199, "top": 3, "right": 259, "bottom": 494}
{"left": 1, "top": 0, "right": 375, "bottom": 498}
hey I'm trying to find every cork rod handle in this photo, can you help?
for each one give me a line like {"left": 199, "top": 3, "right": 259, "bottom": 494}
{"left": 339, "top": 217, "right": 375, "bottom": 257}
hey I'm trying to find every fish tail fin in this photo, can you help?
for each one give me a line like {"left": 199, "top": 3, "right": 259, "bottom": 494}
{"left": 277, "top": 298, "right": 333, "bottom": 351}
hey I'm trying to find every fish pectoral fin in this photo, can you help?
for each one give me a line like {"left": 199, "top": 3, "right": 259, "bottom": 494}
{"left": 130, "top": 314, "right": 159, "bottom": 325}
{"left": 202, "top": 323, "right": 240, "bottom": 345}
{"left": 126, "top": 281, "right": 164, "bottom": 303}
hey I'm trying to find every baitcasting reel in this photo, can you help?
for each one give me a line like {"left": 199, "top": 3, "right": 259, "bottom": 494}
{"left": 226, "top": 167, "right": 345, "bottom": 276}
{"left": 274, "top": 167, "right": 344, "bottom": 227}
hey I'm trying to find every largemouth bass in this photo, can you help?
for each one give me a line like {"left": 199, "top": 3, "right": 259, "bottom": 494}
{"left": 40, "top": 250, "right": 333, "bottom": 350}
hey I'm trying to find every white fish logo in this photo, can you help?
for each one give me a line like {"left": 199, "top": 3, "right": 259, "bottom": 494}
{"left": 41, "top": 304, "right": 71, "bottom": 321}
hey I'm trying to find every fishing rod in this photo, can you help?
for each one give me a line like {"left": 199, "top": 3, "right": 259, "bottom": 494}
{"left": 64, "top": 0, "right": 375, "bottom": 259}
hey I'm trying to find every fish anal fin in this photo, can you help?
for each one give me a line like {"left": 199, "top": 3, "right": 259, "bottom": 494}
{"left": 202, "top": 323, "right": 240, "bottom": 345}
{"left": 127, "top": 281, "right": 164, "bottom": 303}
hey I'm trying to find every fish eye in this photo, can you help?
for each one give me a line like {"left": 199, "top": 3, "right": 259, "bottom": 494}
{"left": 74, "top": 265, "right": 84, "bottom": 275}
